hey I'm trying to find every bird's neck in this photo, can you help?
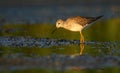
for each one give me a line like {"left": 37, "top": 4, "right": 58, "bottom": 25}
{"left": 61, "top": 22, "right": 66, "bottom": 28}
{"left": 61, "top": 22, "right": 71, "bottom": 30}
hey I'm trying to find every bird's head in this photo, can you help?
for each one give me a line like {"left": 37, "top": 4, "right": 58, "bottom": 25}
{"left": 51, "top": 19, "right": 64, "bottom": 34}
{"left": 56, "top": 19, "right": 64, "bottom": 28}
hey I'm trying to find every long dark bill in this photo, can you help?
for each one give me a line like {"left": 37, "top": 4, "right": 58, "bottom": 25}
{"left": 51, "top": 28, "right": 57, "bottom": 34}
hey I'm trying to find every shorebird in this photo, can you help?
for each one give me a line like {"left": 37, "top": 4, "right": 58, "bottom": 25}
{"left": 52, "top": 15, "right": 103, "bottom": 54}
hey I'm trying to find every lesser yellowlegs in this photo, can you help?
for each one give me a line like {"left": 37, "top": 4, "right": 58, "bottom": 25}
{"left": 52, "top": 15, "right": 103, "bottom": 54}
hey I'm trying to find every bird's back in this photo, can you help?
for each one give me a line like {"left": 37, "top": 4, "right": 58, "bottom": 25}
{"left": 66, "top": 15, "right": 103, "bottom": 27}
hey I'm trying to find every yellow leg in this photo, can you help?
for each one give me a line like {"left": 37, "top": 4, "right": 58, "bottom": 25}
{"left": 80, "top": 31, "right": 84, "bottom": 43}
{"left": 80, "top": 31, "right": 85, "bottom": 55}
{"left": 80, "top": 43, "right": 84, "bottom": 55}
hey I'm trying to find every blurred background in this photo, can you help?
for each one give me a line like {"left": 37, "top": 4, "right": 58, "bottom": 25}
{"left": 0, "top": 0, "right": 120, "bottom": 24}
{"left": 0, "top": 0, "right": 120, "bottom": 41}
{"left": 0, "top": 0, "right": 120, "bottom": 73}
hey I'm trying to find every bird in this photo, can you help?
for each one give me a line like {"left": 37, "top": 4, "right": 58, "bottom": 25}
{"left": 52, "top": 15, "right": 103, "bottom": 55}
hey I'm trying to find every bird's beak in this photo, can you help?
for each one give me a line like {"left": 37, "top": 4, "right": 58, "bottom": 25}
{"left": 51, "top": 28, "right": 57, "bottom": 34}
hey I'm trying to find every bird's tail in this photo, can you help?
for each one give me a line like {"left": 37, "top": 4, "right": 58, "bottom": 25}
{"left": 88, "top": 15, "right": 103, "bottom": 24}
{"left": 95, "top": 15, "right": 103, "bottom": 20}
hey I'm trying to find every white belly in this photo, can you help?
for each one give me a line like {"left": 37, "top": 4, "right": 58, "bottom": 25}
{"left": 64, "top": 23, "right": 83, "bottom": 32}
{"left": 70, "top": 25, "right": 83, "bottom": 31}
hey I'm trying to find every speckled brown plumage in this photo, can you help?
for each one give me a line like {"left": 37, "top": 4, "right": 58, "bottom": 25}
{"left": 65, "top": 15, "right": 103, "bottom": 27}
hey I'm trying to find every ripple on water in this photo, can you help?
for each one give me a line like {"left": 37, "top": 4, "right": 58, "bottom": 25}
{"left": 0, "top": 53, "right": 120, "bottom": 71}
{"left": 0, "top": 37, "right": 120, "bottom": 71}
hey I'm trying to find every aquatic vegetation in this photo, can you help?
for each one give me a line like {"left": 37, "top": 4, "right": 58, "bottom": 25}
{"left": 0, "top": 18, "right": 120, "bottom": 72}
{"left": 0, "top": 18, "right": 119, "bottom": 41}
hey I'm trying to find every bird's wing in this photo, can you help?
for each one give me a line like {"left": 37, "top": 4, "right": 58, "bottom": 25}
{"left": 67, "top": 16, "right": 92, "bottom": 26}
{"left": 66, "top": 16, "right": 103, "bottom": 27}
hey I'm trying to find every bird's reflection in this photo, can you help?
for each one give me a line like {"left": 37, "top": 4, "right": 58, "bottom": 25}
{"left": 80, "top": 43, "right": 85, "bottom": 55}
{"left": 71, "top": 43, "right": 85, "bottom": 56}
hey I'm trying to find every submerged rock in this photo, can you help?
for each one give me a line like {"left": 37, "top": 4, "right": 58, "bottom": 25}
{"left": 0, "top": 53, "right": 120, "bottom": 71}
{"left": 0, "top": 36, "right": 80, "bottom": 47}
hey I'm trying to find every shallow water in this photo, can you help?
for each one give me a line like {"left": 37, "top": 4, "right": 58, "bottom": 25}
{"left": 0, "top": 37, "right": 120, "bottom": 72}
{"left": 0, "top": 17, "right": 120, "bottom": 72}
